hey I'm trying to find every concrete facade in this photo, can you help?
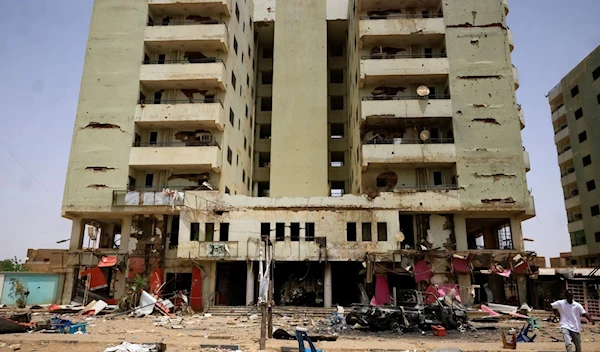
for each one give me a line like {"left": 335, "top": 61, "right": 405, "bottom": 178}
{"left": 61, "top": 0, "right": 534, "bottom": 308}
{"left": 548, "top": 45, "right": 600, "bottom": 267}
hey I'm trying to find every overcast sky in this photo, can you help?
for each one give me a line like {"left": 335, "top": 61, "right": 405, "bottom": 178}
{"left": 0, "top": 1, "right": 599, "bottom": 261}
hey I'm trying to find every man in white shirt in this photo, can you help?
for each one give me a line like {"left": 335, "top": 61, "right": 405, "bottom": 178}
{"left": 551, "top": 290, "right": 595, "bottom": 352}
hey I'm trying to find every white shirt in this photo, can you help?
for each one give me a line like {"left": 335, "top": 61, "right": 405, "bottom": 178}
{"left": 551, "top": 299, "right": 586, "bottom": 332}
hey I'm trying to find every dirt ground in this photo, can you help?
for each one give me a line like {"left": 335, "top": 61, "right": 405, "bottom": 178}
{"left": 1, "top": 309, "right": 599, "bottom": 352}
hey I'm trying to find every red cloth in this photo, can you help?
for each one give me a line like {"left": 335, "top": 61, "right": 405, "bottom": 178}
{"left": 414, "top": 260, "right": 433, "bottom": 283}
{"left": 370, "top": 274, "right": 390, "bottom": 306}
{"left": 80, "top": 267, "right": 108, "bottom": 291}
{"left": 452, "top": 257, "right": 470, "bottom": 273}
{"left": 512, "top": 261, "right": 530, "bottom": 274}
{"left": 98, "top": 256, "right": 117, "bottom": 267}
{"left": 425, "top": 284, "right": 462, "bottom": 304}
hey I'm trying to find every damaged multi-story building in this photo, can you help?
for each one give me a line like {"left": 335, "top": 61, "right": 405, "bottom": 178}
{"left": 61, "top": 0, "right": 535, "bottom": 309}
{"left": 548, "top": 45, "right": 600, "bottom": 268}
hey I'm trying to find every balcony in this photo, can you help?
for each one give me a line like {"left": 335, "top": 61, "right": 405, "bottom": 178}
{"left": 518, "top": 104, "right": 525, "bottom": 129}
{"left": 507, "top": 28, "right": 514, "bottom": 52}
{"left": 568, "top": 219, "right": 584, "bottom": 233}
{"left": 135, "top": 99, "right": 225, "bottom": 131}
{"left": 129, "top": 143, "right": 221, "bottom": 171}
{"left": 554, "top": 125, "right": 569, "bottom": 143}
{"left": 512, "top": 65, "right": 519, "bottom": 90}
{"left": 362, "top": 139, "right": 455, "bottom": 168}
{"left": 561, "top": 171, "right": 576, "bottom": 186}
{"left": 571, "top": 244, "right": 588, "bottom": 258}
{"left": 523, "top": 150, "right": 530, "bottom": 172}
{"left": 145, "top": 20, "right": 228, "bottom": 52}
{"left": 548, "top": 83, "right": 562, "bottom": 105}
{"left": 551, "top": 104, "right": 566, "bottom": 123}
{"left": 148, "top": 0, "right": 230, "bottom": 17}
{"left": 503, "top": 0, "right": 509, "bottom": 15}
{"left": 177, "top": 241, "right": 239, "bottom": 259}
{"left": 565, "top": 195, "right": 581, "bottom": 210}
{"left": 359, "top": 15, "right": 445, "bottom": 48}
{"left": 112, "top": 186, "right": 194, "bottom": 206}
{"left": 558, "top": 148, "right": 573, "bottom": 165}
{"left": 361, "top": 95, "right": 452, "bottom": 119}
{"left": 140, "top": 59, "right": 226, "bottom": 90}
{"left": 360, "top": 54, "right": 449, "bottom": 86}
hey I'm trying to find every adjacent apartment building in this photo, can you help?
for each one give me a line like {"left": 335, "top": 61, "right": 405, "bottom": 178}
{"left": 61, "top": 0, "right": 535, "bottom": 308}
{"left": 548, "top": 45, "right": 600, "bottom": 267}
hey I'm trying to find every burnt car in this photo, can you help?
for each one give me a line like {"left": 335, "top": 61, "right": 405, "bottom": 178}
{"left": 345, "top": 290, "right": 467, "bottom": 332}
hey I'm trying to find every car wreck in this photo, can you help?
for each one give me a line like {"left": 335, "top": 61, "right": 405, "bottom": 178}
{"left": 345, "top": 290, "right": 467, "bottom": 332}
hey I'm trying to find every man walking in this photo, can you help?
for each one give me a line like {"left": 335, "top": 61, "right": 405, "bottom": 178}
{"left": 551, "top": 290, "right": 595, "bottom": 352}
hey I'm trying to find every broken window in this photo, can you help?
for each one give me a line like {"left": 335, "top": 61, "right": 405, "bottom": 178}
{"left": 291, "top": 223, "right": 300, "bottom": 241}
{"left": 259, "top": 124, "right": 272, "bottom": 139}
{"left": 587, "top": 180, "right": 596, "bottom": 191}
{"left": 377, "top": 222, "right": 388, "bottom": 241}
{"left": 234, "top": 37, "right": 238, "bottom": 54}
{"left": 227, "top": 147, "right": 233, "bottom": 164}
{"left": 330, "top": 152, "right": 345, "bottom": 167}
{"left": 376, "top": 172, "right": 398, "bottom": 190}
{"left": 330, "top": 96, "right": 344, "bottom": 110}
{"left": 331, "top": 181, "right": 345, "bottom": 197}
{"left": 433, "top": 171, "right": 443, "bottom": 185}
{"left": 261, "top": 223, "right": 270, "bottom": 238}
{"left": 330, "top": 69, "right": 344, "bottom": 84}
{"left": 205, "top": 223, "right": 215, "bottom": 241}
{"left": 144, "top": 173, "right": 154, "bottom": 188}
{"left": 571, "top": 85, "right": 579, "bottom": 97}
{"left": 579, "top": 131, "right": 587, "bottom": 143}
{"left": 259, "top": 152, "right": 270, "bottom": 167}
{"left": 153, "top": 91, "right": 162, "bottom": 104}
{"left": 190, "top": 223, "right": 200, "bottom": 241}
{"left": 583, "top": 155, "right": 592, "bottom": 167}
{"left": 330, "top": 43, "right": 344, "bottom": 57}
{"left": 575, "top": 108, "right": 583, "bottom": 120}
{"left": 170, "top": 216, "right": 180, "bottom": 247}
{"left": 225, "top": 187, "right": 230, "bottom": 194}
{"left": 362, "top": 223, "right": 372, "bottom": 241}
{"left": 346, "top": 222, "right": 357, "bottom": 241}
{"left": 261, "top": 97, "right": 272, "bottom": 111}
{"left": 276, "top": 223, "right": 285, "bottom": 241}
{"left": 262, "top": 71, "right": 273, "bottom": 84}
{"left": 229, "top": 108, "right": 235, "bottom": 125}
{"left": 305, "top": 223, "right": 315, "bottom": 241}
{"left": 158, "top": 54, "right": 166, "bottom": 64}
{"left": 258, "top": 181, "right": 269, "bottom": 197}
{"left": 424, "top": 48, "right": 433, "bottom": 58}
{"left": 263, "top": 46, "right": 273, "bottom": 59}
{"left": 330, "top": 123, "right": 344, "bottom": 139}
{"left": 220, "top": 223, "right": 229, "bottom": 241}
{"left": 149, "top": 132, "right": 158, "bottom": 145}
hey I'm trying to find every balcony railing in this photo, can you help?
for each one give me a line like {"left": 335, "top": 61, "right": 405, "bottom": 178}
{"left": 568, "top": 215, "right": 583, "bottom": 223}
{"left": 133, "top": 141, "right": 219, "bottom": 148}
{"left": 364, "top": 138, "right": 454, "bottom": 145}
{"left": 138, "top": 98, "right": 222, "bottom": 105}
{"left": 551, "top": 104, "right": 565, "bottom": 114}
{"left": 148, "top": 19, "right": 225, "bottom": 26}
{"left": 362, "top": 94, "right": 450, "bottom": 101}
{"left": 558, "top": 146, "right": 572, "bottom": 156}
{"left": 360, "top": 13, "right": 443, "bottom": 20}
{"left": 554, "top": 124, "right": 568, "bottom": 134}
{"left": 561, "top": 169, "right": 575, "bottom": 177}
{"left": 565, "top": 193, "right": 579, "bottom": 201}
{"left": 143, "top": 58, "right": 224, "bottom": 65}
{"left": 395, "top": 184, "right": 460, "bottom": 192}
{"left": 362, "top": 53, "right": 447, "bottom": 60}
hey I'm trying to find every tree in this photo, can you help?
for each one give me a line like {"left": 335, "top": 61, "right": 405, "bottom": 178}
{"left": 0, "top": 257, "right": 27, "bottom": 272}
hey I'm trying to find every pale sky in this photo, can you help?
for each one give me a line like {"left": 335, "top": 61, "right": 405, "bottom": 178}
{"left": 0, "top": 1, "right": 599, "bottom": 261}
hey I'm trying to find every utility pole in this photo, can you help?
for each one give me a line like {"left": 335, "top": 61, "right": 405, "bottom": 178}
{"left": 258, "top": 235, "right": 270, "bottom": 350}
{"left": 267, "top": 238, "right": 274, "bottom": 338}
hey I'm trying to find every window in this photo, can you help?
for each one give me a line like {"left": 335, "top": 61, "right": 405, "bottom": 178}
{"left": 433, "top": 171, "right": 443, "bottom": 185}
{"left": 592, "top": 205, "right": 600, "bottom": 217}
{"left": 205, "top": 223, "right": 215, "bottom": 241}
{"left": 376, "top": 177, "right": 387, "bottom": 187}
{"left": 330, "top": 152, "right": 345, "bottom": 167}
{"left": 231, "top": 73, "right": 237, "bottom": 87}
{"left": 157, "top": 54, "right": 166, "bottom": 64}
{"left": 139, "top": 92, "right": 146, "bottom": 103}
{"left": 596, "top": 232, "right": 600, "bottom": 243}
{"left": 261, "top": 223, "right": 270, "bottom": 238}
{"left": 583, "top": 155, "right": 592, "bottom": 167}
{"left": 331, "top": 181, "right": 345, "bottom": 197}
{"left": 246, "top": 105, "right": 249, "bottom": 117}
{"left": 170, "top": 215, "right": 179, "bottom": 247}
{"left": 330, "top": 96, "right": 344, "bottom": 110}
{"left": 330, "top": 44, "right": 343, "bottom": 57}
{"left": 275, "top": 223, "right": 285, "bottom": 241}
{"left": 575, "top": 108, "right": 583, "bottom": 120}
{"left": 144, "top": 173, "right": 154, "bottom": 188}
{"left": 247, "top": 75, "right": 250, "bottom": 87}
{"left": 330, "top": 69, "right": 344, "bottom": 84}
{"left": 346, "top": 222, "right": 357, "bottom": 241}
{"left": 290, "top": 223, "right": 300, "bottom": 241}
{"left": 362, "top": 223, "right": 372, "bottom": 241}
{"left": 593, "top": 66, "right": 600, "bottom": 80}
{"left": 248, "top": 46, "right": 252, "bottom": 57}
{"left": 262, "top": 71, "right": 273, "bottom": 84}
{"left": 259, "top": 152, "right": 270, "bottom": 167}
{"left": 242, "top": 53, "right": 244, "bottom": 63}
{"left": 597, "top": 94, "right": 600, "bottom": 105}
{"left": 233, "top": 37, "right": 238, "bottom": 54}
{"left": 571, "top": 230, "right": 587, "bottom": 246}
{"left": 242, "top": 169, "right": 246, "bottom": 182}
{"left": 261, "top": 97, "right": 272, "bottom": 111}
{"left": 229, "top": 108, "right": 235, "bottom": 125}
{"left": 587, "top": 180, "right": 596, "bottom": 191}
{"left": 260, "top": 124, "right": 271, "bottom": 139}
{"left": 235, "top": 3, "right": 240, "bottom": 21}
{"left": 422, "top": 10, "right": 430, "bottom": 18}
{"left": 571, "top": 85, "right": 579, "bottom": 97}
{"left": 330, "top": 123, "right": 344, "bottom": 139}
{"left": 579, "top": 131, "right": 587, "bottom": 143}
{"left": 149, "top": 131, "right": 158, "bottom": 145}
{"left": 424, "top": 48, "right": 433, "bottom": 58}
{"left": 236, "top": 153, "right": 239, "bottom": 165}
{"left": 225, "top": 187, "right": 230, "bottom": 194}
{"left": 377, "top": 222, "right": 388, "bottom": 241}
{"left": 227, "top": 147, "right": 233, "bottom": 164}
{"left": 190, "top": 223, "right": 200, "bottom": 241}
{"left": 263, "top": 46, "right": 273, "bottom": 59}
{"left": 220, "top": 223, "right": 229, "bottom": 241}
{"left": 244, "top": 137, "right": 247, "bottom": 150}
{"left": 305, "top": 223, "right": 315, "bottom": 241}
{"left": 238, "top": 119, "right": 241, "bottom": 130}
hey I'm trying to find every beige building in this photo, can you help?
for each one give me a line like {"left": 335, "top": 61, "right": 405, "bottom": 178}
{"left": 548, "top": 45, "right": 600, "bottom": 267}
{"left": 61, "top": 0, "right": 534, "bottom": 308}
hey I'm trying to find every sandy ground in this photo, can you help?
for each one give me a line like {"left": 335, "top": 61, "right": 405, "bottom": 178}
{"left": 0, "top": 310, "right": 599, "bottom": 352}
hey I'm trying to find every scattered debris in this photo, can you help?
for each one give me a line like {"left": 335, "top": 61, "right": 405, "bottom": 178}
{"left": 104, "top": 342, "right": 166, "bottom": 352}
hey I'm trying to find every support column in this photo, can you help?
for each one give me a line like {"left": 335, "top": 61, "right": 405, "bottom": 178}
{"left": 246, "top": 261, "right": 255, "bottom": 306}
{"left": 454, "top": 215, "right": 473, "bottom": 305}
{"left": 510, "top": 217, "right": 527, "bottom": 304}
{"left": 114, "top": 216, "right": 133, "bottom": 298}
{"left": 62, "top": 218, "right": 84, "bottom": 304}
{"left": 324, "top": 263, "right": 332, "bottom": 308}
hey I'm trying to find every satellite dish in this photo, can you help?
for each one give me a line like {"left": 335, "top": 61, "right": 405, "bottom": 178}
{"left": 420, "top": 129, "right": 431, "bottom": 141}
{"left": 395, "top": 231, "right": 405, "bottom": 243}
{"left": 416, "top": 85, "right": 430, "bottom": 97}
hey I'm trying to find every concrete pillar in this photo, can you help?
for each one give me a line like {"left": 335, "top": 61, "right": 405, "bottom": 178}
{"left": 510, "top": 216, "right": 527, "bottom": 303}
{"left": 458, "top": 275, "right": 473, "bottom": 306}
{"left": 69, "top": 218, "right": 84, "bottom": 251}
{"left": 114, "top": 216, "right": 133, "bottom": 298}
{"left": 454, "top": 216, "right": 472, "bottom": 305}
{"left": 246, "top": 261, "right": 255, "bottom": 306}
{"left": 63, "top": 218, "right": 84, "bottom": 303}
{"left": 324, "top": 263, "right": 332, "bottom": 308}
